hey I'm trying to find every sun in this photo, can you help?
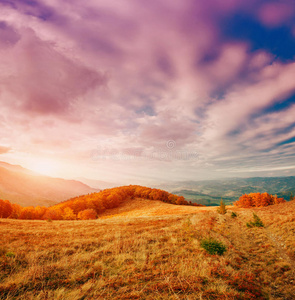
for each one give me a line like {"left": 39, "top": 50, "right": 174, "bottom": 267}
{"left": 29, "top": 158, "right": 60, "bottom": 177}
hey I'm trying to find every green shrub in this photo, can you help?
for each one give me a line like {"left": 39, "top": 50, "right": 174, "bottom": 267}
{"left": 246, "top": 213, "right": 264, "bottom": 228}
{"left": 231, "top": 212, "right": 238, "bottom": 218}
{"left": 200, "top": 238, "right": 227, "bottom": 255}
{"left": 5, "top": 252, "right": 15, "bottom": 258}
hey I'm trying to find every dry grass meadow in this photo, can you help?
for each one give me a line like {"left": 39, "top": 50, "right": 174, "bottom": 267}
{"left": 1, "top": 199, "right": 295, "bottom": 299}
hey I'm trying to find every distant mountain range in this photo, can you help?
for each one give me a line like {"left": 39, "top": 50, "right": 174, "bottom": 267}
{"left": 0, "top": 161, "right": 98, "bottom": 207}
{"left": 1, "top": 160, "right": 295, "bottom": 207}
{"left": 160, "top": 177, "right": 295, "bottom": 206}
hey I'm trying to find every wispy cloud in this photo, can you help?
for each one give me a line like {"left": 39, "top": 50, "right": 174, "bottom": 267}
{"left": 0, "top": 0, "right": 295, "bottom": 181}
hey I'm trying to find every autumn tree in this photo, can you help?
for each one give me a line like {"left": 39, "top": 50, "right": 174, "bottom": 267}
{"left": 149, "top": 189, "right": 161, "bottom": 200}
{"left": 258, "top": 193, "right": 271, "bottom": 207}
{"left": 43, "top": 207, "right": 63, "bottom": 220}
{"left": 141, "top": 188, "right": 152, "bottom": 199}
{"left": 272, "top": 194, "right": 285, "bottom": 205}
{"left": 176, "top": 196, "right": 187, "bottom": 205}
{"left": 91, "top": 197, "right": 105, "bottom": 214}
{"left": 78, "top": 209, "right": 97, "bottom": 220}
{"left": 71, "top": 199, "right": 87, "bottom": 214}
{"left": 9, "top": 203, "right": 22, "bottom": 219}
{"left": 0, "top": 199, "right": 12, "bottom": 218}
{"left": 19, "top": 207, "right": 36, "bottom": 220}
{"left": 63, "top": 207, "right": 76, "bottom": 220}
{"left": 34, "top": 206, "right": 47, "bottom": 220}
{"left": 168, "top": 194, "right": 177, "bottom": 204}
{"left": 234, "top": 194, "right": 253, "bottom": 208}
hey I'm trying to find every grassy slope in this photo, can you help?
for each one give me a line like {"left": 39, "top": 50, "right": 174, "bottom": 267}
{"left": 0, "top": 199, "right": 295, "bottom": 300}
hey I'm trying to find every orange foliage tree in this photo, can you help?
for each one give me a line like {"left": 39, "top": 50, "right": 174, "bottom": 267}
{"left": 34, "top": 206, "right": 48, "bottom": 220}
{"left": 176, "top": 196, "right": 188, "bottom": 205}
{"left": 62, "top": 207, "right": 76, "bottom": 220}
{"left": 9, "top": 203, "right": 22, "bottom": 219}
{"left": 78, "top": 209, "right": 97, "bottom": 220}
{"left": 0, "top": 199, "right": 13, "bottom": 218}
{"left": 43, "top": 207, "right": 63, "bottom": 220}
{"left": 18, "top": 207, "right": 36, "bottom": 220}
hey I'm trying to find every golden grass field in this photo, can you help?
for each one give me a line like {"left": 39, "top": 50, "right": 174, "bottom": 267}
{"left": 1, "top": 199, "right": 295, "bottom": 299}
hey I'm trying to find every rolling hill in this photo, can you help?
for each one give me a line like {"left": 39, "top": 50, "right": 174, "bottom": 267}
{"left": 96, "top": 197, "right": 211, "bottom": 219}
{"left": 0, "top": 185, "right": 203, "bottom": 220}
{"left": 0, "top": 161, "right": 98, "bottom": 207}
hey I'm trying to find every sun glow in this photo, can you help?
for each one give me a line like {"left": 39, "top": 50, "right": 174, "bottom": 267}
{"left": 29, "top": 158, "right": 60, "bottom": 177}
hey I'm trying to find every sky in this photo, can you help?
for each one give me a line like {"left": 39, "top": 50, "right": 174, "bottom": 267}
{"left": 0, "top": 0, "right": 295, "bottom": 184}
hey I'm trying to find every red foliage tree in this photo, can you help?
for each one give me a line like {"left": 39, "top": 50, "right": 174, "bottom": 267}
{"left": 176, "top": 196, "right": 187, "bottom": 205}
{"left": 272, "top": 194, "right": 285, "bottom": 205}
{"left": 78, "top": 209, "right": 97, "bottom": 220}
{"left": 104, "top": 193, "right": 121, "bottom": 209}
{"left": 62, "top": 207, "right": 76, "bottom": 220}
{"left": 168, "top": 194, "right": 177, "bottom": 204}
{"left": 9, "top": 203, "right": 22, "bottom": 219}
{"left": 43, "top": 207, "right": 63, "bottom": 220}
{"left": 19, "top": 207, "right": 36, "bottom": 220}
{"left": 34, "top": 206, "right": 47, "bottom": 220}
{"left": 0, "top": 199, "right": 13, "bottom": 218}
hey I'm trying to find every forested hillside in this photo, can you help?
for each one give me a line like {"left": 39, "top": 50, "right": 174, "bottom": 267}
{"left": 0, "top": 185, "right": 202, "bottom": 220}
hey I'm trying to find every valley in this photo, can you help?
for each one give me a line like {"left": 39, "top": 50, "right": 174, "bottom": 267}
{"left": 164, "top": 177, "right": 295, "bottom": 206}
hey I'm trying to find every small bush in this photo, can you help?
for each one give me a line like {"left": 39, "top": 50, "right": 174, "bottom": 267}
{"left": 5, "top": 252, "right": 15, "bottom": 258}
{"left": 231, "top": 212, "right": 238, "bottom": 218}
{"left": 46, "top": 218, "right": 52, "bottom": 222}
{"left": 246, "top": 213, "right": 264, "bottom": 228}
{"left": 200, "top": 238, "right": 227, "bottom": 255}
{"left": 217, "top": 199, "right": 227, "bottom": 215}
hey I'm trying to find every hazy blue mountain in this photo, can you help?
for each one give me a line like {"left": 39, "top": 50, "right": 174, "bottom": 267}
{"left": 159, "top": 177, "right": 295, "bottom": 206}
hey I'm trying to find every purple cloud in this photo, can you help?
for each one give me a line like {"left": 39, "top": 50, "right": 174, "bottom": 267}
{"left": 0, "top": 0, "right": 295, "bottom": 181}
{"left": 1, "top": 29, "right": 106, "bottom": 116}
{"left": 258, "top": 2, "right": 295, "bottom": 27}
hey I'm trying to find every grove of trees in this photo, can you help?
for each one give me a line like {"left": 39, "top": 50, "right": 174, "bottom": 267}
{"left": 234, "top": 192, "right": 286, "bottom": 208}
